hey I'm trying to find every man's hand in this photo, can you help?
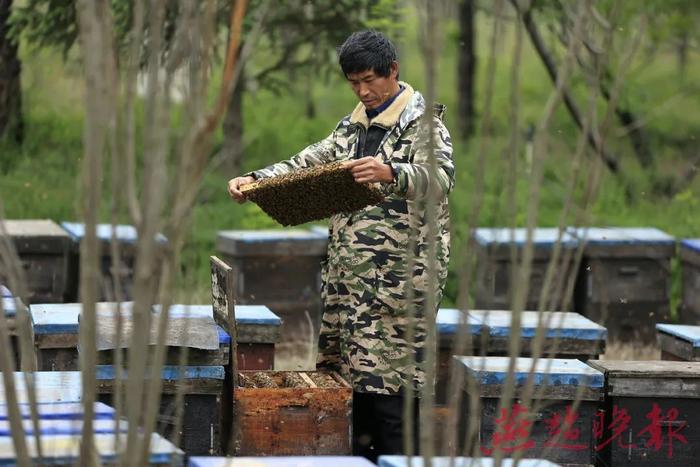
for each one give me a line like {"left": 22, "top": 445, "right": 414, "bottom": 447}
{"left": 345, "top": 156, "right": 394, "bottom": 184}
{"left": 227, "top": 176, "right": 255, "bottom": 204}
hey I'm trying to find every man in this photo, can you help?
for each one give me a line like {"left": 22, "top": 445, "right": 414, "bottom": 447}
{"left": 228, "top": 30, "right": 454, "bottom": 461}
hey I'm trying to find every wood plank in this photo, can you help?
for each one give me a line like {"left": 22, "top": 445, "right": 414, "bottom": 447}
{"left": 216, "top": 229, "right": 329, "bottom": 256}
{"left": 588, "top": 360, "right": 700, "bottom": 378}
{"left": 609, "top": 377, "right": 700, "bottom": 398}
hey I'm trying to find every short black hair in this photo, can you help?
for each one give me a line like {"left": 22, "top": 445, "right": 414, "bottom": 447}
{"left": 338, "top": 30, "right": 397, "bottom": 78}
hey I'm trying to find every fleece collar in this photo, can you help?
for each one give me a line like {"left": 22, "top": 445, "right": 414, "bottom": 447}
{"left": 349, "top": 81, "right": 415, "bottom": 129}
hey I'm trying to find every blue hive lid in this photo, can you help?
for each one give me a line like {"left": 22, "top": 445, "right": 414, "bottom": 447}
{"left": 656, "top": 323, "right": 700, "bottom": 348}
{"left": 436, "top": 308, "right": 483, "bottom": 336}
{"left": 469, "top": 310, "right": 607, "bottom": 341}
{"left": 0, "top": 286, "right": 10, "bottom": 298}
{"left": 682, "top": 239, "right": 700, "bottom": 253}
{"left": 30, "top": 303, "right": 82, "bottom": 335}
{"left": 456, "top": 356, "right": 604, "bottom": 390}
{"left": 378, "top": 456, "right": 560, "bottom": 467}
{"left": 569, "top": 227, "right": 674, "bottom": 245}
{"left": 61, "top": 221, "right": 168, "bottom": 244}
{"left": 473, "top": 228, "right": 578, "bottom": 248}
{"left": 189, "top": 457, "right": 377, "bottom": 467}
{"left": 95, "top": 365, "right": 225, "bottom": 381}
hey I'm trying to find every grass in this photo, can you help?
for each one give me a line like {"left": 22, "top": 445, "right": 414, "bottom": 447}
{"left": 1, "top": 8, "right": 699, "bottom": 312}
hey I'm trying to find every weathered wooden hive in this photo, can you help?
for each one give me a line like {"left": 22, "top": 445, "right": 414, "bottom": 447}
{"left": 473, "top": 228, "right": 580, "bottom": 311}
{"left": 241, "top": 161, "right": 384, "bottom": 227}
{"left": 456, "top": 356, "right": 604, "bottom": 466}
{"left": 211, "top": 256, "right": 352, "bottom": 456}
{"left": 232, "top": 370, "right": 352, "bottom": 456}
{"left": 61, "top": 222, "right": 167, "bottom": 302}
{"left": 572, "top": 227, "right": 675, "bottom": 342}
{"left": 587, "top": 360, "right": 700, "bottom": 467}
{"left": 215, "top": 230, "right": 327, "bottom": 369}
{"left": 87, "top": 303, "right": 230, "bottom": 456}
{"left": 0, "top": 219, "right": 70, "bottom": 303}
{"left": 656, "top": 323, "right": 700, "bottom": 361}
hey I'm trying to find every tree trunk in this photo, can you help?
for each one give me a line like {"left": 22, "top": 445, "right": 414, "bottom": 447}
{"left": 221, "top": 71, "right": 245, "bottom": 175}
{"left": 677, "top": 31, "right": 688, "bottom": 82}
{"left": 0, "top": 0, "right": 23, "bottom": 144}
{"left": 457, "top": 0, "right": 476, "bottom": 139}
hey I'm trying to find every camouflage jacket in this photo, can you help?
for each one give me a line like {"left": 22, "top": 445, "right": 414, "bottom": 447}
{"left": 248, "top": 82, "right": 454, "bottom": 395}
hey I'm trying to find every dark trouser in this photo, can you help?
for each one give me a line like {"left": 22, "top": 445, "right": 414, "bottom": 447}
{"left": 352, "top": 391, "right": 421, "bottom": 463}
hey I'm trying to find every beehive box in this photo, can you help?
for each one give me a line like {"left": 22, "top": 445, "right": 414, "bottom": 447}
{"left": 378, "top": 456, "right": 561, "bottom": 466}
{"left": 158, "top": 304, "right": 281, "bottom": 370}
{"left": 96, "top": 365, "right": 225, "bottom": 456}
{"left": 30, "top": 303, "right": 81, "bottom": 371}
{"left": 572, "top": 227, "right": 675, "bottom": 342}
{"left": 232, "top": 370, "right": 352, "bottom": 456}
{"left": 93, "top": 303, "right": 232, "bottom": 367}
{"left": 0, "top": 219, "right": 70, "bottom": 303}
{"left": 473, "top": 228, "right": 579, "bottom": 311}
{"left": 0, "top": 373, "right": 183, "bottom": 465}
{"left": 216, "top": 229, "right": 328, "bottom": 369}
{"left": 436, "top": 308, "right": 485, "bottom": 405}
{"left": 456, "top": 356, "right": 603, "bottom": 466}
{"left": 189, "top": 456, "right": 377, "bottom": 467}
{"left": 679, "top": 239, "right": 700, "bottom": 324}
{"left": 587, "top": 360, "right": 700, "bottom": 467}
{"left": 656, "top": 324, "right": 700, "bottom": 361}
{"left": 469, "top": 309, "right": 607, "bottom": 358}
{"left": 241, "top": 161, "right": 384, "bottom": 227}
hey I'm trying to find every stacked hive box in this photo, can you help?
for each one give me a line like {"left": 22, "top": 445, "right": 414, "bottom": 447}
{"left": 89, "top": 304, "right": 230, "bottom": 455}
{"left": 587, "top": 360, "right": 700, "bottom": 466}
{"left": 473, "top": 228, "right": 579, "bottom": 311}
{"left": 232, "top": 370, "right": 352, "bottom": 456}
{"left": 61, "top": 222, "right": 168, "bottom": 302}
{"left": 216, "top": 229, "right": 328, "bottom": 369}
{"left": 436, "top": 308, "right": 606, "bottom": 406}
{"left": 33, "top": 302, "right": 280, "bottom": 371}
{"left": 456, "top": 356, "right": 603, "bottom": 466}
{"left": 29, "top": 302, "right": 83, "bottom": 371}
{"left": 95, "top": 365, "right": 225, "bottom": 456}
{"left": 572, "top": 227, "right": 674, "bottom": 342}
{"left": 211, "top": 254, "right": 353, "bottom": 457}
{"left": 679, "top": 239, "right": 700, "bottom": 324}
{"left": 0, "top": 371, "right": 183, "bottom": 465}
{"left": 435, "top": 308, "right": 485, "bottom": 405}
{"left": 656, "top": 324, "right": 700, "bottom": 361}
{"left": 0, "top": 220, "right": 70, "bottom": 303}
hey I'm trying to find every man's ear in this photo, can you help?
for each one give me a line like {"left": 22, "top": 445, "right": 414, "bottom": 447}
{"left": 390, "top": 61, "right": 399, "bottom": 79}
